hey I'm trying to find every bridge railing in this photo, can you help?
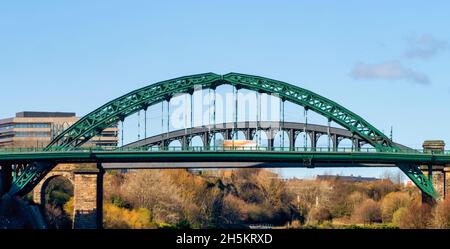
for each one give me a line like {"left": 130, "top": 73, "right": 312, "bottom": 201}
{"left": 1, "top": 146, "right": 450, "bottom": 155}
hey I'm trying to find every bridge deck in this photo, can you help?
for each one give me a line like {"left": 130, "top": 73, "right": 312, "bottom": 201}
{"left": 1, "top": 148, "right": 449, "bottom": 167}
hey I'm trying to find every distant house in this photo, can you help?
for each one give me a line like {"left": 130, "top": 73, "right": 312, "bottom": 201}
{"left": 316, "top": 174, "right": 379, "bottom": 183}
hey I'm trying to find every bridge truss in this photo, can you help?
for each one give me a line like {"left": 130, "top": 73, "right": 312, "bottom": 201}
{"left": 2, "top": 73, "right": 440, "bottom": 199}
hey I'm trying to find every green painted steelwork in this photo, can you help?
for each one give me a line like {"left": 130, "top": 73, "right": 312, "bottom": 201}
{"left": 2, "top": 146, "right": 450, "bottom": 154}
{"left": 2, "top": 149, "right": 450, "bottom": 165}
{"left": 2, "top": 149, "right": 449, "bottom": 198}
{"left": 47, "top": 73, "right": 222, "bottom": 148}
{"left": 47, "top": 73, "right": 393, "bottom": 149}
{"left": 398, "top": 164, "right": 436, "bottom": 199}
{"left": 8, "top": 162, "right": 54, "bottom": 196}
{"left": 4, "top": 72, "right": 438, "bottom": 199}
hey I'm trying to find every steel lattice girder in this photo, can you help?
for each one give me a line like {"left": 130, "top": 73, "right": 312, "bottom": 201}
{"left": 7, "top": 72, "right": 435, "bottom": 199}
{"left": 9, "top": 162, "right": 55, "bottom": 196}
{"left": 47, "top": 72, "right": 393, "bottom": 150}
{"left": 223, "top": 73, "right": 393, "bottom": 149}
{"left": 47, "top": 73, "right": 222, "bottom": 148}
{"left": 397, "top": 164, "right": 438, "bottom": 199}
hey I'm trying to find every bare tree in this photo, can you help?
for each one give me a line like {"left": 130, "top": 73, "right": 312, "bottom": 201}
{"left": 352, "top": 199, "right": 382, "bottom": 225}
{"left": 120, "top": 170, "right": 184, "bottom": 224}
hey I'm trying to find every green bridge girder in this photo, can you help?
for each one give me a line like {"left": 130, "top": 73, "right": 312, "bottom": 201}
{"left": 47, "top": 73, "right": 394, "bottom": 150}
{"left": 4, "top": 72, "right": 440, "bottom": 199}
{"left": 2, "top": 148, "right": 450, "bottom": 165}
{"left": 2, "top": 149, "right": 448, "bottom": 198}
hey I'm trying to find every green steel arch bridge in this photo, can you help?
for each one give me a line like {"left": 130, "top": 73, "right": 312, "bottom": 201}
{"left": 1, "top": 72, "right": 449, "bottom": 201}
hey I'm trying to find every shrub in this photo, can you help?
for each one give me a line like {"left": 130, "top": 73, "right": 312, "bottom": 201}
{"left": 381, "top": 192, "right": 411, "bottom": 222}
{"left": 392, "top": 207, "right": 408, "bottom": 228}
{"left": 44, "top": 203, "right": 71, "bottom": 229}
{"left": 352, "top": 199, "right": 382, "bottom": 225}
{"left": 110, "top": 195, "right": 131, "bottom": 209}
{"left": 103, "top": 203, "right": 153, "bottom": 229}
{"left": 289, "top": 219, "right": 302, "bottom": 229}
{"left": 63, "top": 197, "right": 74, "bottom": 219}
{"left": 308, "top": 207, "right": 333, "bottom": 224}
{"left": 392, "top": 201, "right": 433, "bottom": 229}
{"left": 433, "top": 198, "right": 450, "bottom": 228}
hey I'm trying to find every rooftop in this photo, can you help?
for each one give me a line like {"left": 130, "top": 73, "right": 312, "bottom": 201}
{"left": 15, "top": 111, "right": 76, "bottom": 118}
{"left": 316, "top": 174, "right": 379, "bottom": 182}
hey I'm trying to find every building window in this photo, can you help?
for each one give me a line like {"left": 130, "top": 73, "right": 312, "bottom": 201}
{"left": 15, "top": 123, "right": 51, "bottom": 129}
{"left": 0, "top": 134, "right": 14, "bottom": 139}
{"left": 0, "top": 124, "right": 14, "bottom": 131}
{"left": 14, "top": 132, "right": 51, "bottom": 137}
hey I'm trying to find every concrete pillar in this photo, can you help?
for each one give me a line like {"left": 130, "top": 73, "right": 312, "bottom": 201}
{"left": 421, "top": 140, "right": 446, "bottom": 202}
{"left": 354, "top": 138, "right": 361, "bottom": 150}
{"left": 244, "top": 129, "right": 250, "bottom": 140}
{"left": 444, "top": 167, "right": 450, "bottom": 199}
{"left": 289, "top": 129, "right": 295, "bottom": 151}
{"left": 159, "top": 140, "right": 166, "bottom": 150}
{"left": 181, "top": 136, "right": 188, "bottom": 150}
{"left": 202, "top": 132, "right": 209, "bottom": 150}
{"left": 266, "top": 130, "right": 274, "bottom": 151}
{"left": 248, "top": 129, "right": 255, "bottom": 141}
{"left": 310, "top": 132, "right": 317, "bottom": 150}
{"left": 224, "top": 130, "right": 231, "bottom": 140}
{"left": 72, "top": 163, "right": 103, "bottom": 229}
{"left": 268, "top": 138, "right": 274, "bottom": 151}
{"left": 332, "top": 134, "right": 338, "bottom": 151}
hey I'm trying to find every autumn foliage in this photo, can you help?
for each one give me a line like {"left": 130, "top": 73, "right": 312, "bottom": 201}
{"left": 42, "top": 168, "right": 449, "bottom": 229}
{"left": 102, "top": 169, "right": 297, "bottom": 228}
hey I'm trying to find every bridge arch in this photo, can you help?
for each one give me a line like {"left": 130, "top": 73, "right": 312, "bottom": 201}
{"left": 47, "top": 72, "right": 394, "bottom": 150}
{"left": 189, "top": 135, "right": 204, "bottom": 148}
{"left": 8, "top": 73, "right": 437, "bottom": 201}
{"left": 33, "top": 168, "right": 74, "bottom": 206}
{"left": 273, "top": 130, "right": 289, "bottom": 148}
{"left": 338, "top": 138, "right": 354, "bottom": 149}
{"left": 295, "top": 132, "right": 312, "bottom": 149}
{"left": 316, "top": 134, "right": 331, "bottom": 149}
{"left": 210, "top": 132, "right": 224, "bottom": 147}
{"left": 168, "top": 140, "right": 182, "bottom": 150}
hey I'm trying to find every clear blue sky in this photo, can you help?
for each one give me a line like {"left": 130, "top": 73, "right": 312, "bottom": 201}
{"left": 1, "top": 1, "right": 449, "bottom": 179}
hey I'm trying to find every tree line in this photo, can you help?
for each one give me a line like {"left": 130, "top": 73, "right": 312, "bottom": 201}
{"left": 42, "top": 169, "right": 450, "bottom": 229}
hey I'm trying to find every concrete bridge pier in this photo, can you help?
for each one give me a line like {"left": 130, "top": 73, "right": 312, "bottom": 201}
{"left": 421, "top": 140, "right": 448, "bottom": 203}
{"left": 33, "top": 163, "right": 104, "bottom": 229}
{"left": 73, "top": 163, "right": 104, "bottom": 229}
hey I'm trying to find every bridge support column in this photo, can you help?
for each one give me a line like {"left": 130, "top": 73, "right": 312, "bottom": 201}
{"left": 202, "top": 132, "right": 209, "bottom": 150}
{"left": 243, "top": 129, "right": 250, "bottom": 140}
{"left": 224, "top": 130, "right": 231, "bottom": 140}
{"left": 181, "top": 136, "right": 188, "bottom": 150}
{"left": 266, "top": 130, "right": 274, "bottom": 151}
{"left": 268, "top": 138, "right": 274, "bottom": 151}
{"left": 421, "top": 140, "right": 446, "bottom": 202}
{"left": 310, "top": 132, "right": 317, "bottom": 151}
{"left": 444, "top": 166, "right": 450, "bottom": 199}
{"left": 289, "top": 129, "right": 295, "bottom": 151}
{"left": 73, "top": 163, "right": 104, "bottom": 229}
{"left": 354, "top": 138, "right": 361, "bottom": 151}
{"left": 332, "top": 134, "right": 338, "bottom": 151}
